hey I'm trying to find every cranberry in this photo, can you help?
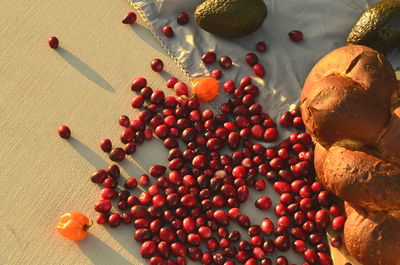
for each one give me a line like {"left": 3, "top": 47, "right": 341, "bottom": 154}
{"left": 101, "top": 187, "right": 117, "bottom": 199}
{"left": 276, "top": 256, "right": 288, "bottom": 265}
{"left": 177, "top": 11, "right": 189, "bottom": 24}
{"left": 213, "top": 210, "right": 229, "bottom": 226}
{"left": 108, "top": 213, "right": 121, "bottom": 227}
{"left": 293, "top": 117, "right": 305, "bottom": 129}
{"left": 260, "top": 258, "right": 272, "bottom": 265}
{"left": 141, "top": 241, "right": 157, "bottom": 258}
{"left": 253, "top": 247, "right": 265, "bottom": 260}
{"left": 237, "top": 186, "right": 249, "bottom": 202}
{"left": 96, "top": 212, "right": 108, "bottom": 225}
{"left": 303, "top": 220, "right": 316, "bottom": 234}
{"left": 219, "top": 56, "right": 232, "bottom": 69}
{"left": 275, "top": 235, "right": 290, "bottom": 251}
{"left": 317, "top": 252, "right": 332, "bottom": 265}
{"left": 131, "top": 77, "right": 147, "bottom": 91}
{"left": 237, "top": 214, "right": 250, "bottom": 228}
{"left": 211, "top": 69, "right": 222, "bottom": 79}
{"left": 329, "top": 203, "right": 342, "bottom": 216}
{"left": 163, "top": 25, "right": 174, "bottom": 37}
{"left": 150, "top": 257, "right": 163, "bottom": 265}
{"left": 256, "top": 41, "right": 267, "bottom": 52}
{"left": 100, "top": 139, "right": 112, "bottom": 152}
{"left": 151, "top": 58, "right": 164, "bottom": 72}
{"left": 202, "top": 51, "right": 216, "bottom": 64}
{"left": 255, "top": 196, "right": 272, "bottom": 210}
{"left": 109, "top": 147, "right": 125, "bottom": 162}
{"left": 181, "top": 194, "right": 197, "bottom": 208}
{"left": 94, "top": 199, "right": 111, "bottom": 213}
{"left": 330, "top": 236, "right": 342, "bottom": 248}
{"left": 315, "top": 210, "right": 330, "bottom": 230}
{"left": 264, "top": 127, "right": 278, "bottom": 141}
{"left": 171, "top": 242, "right": 186, "bottom": 256}
{"left": 303, "top": 249, "right": 318, "bottom": 264}
{"left": 246, "top": 53, "right": 259, "bottom": 66}
{"left": 174, "top": 82, "right": 188, "bottom": 96}
{"left": 288, "top": 30, "right": 303, "bottom": 42}
{"left": 122, "top": 12, "right": 137, "bottom": 24}
{"left": 253, "top": 64, "right": 265, "bottom": 77}
{"left": 291, "top": 227, "right": 307, "bottom": 240}
{"left": 192, "top": 154, "right": 208, "bottom": 169}
{"left": 90, "top": 169, "right": 108, "bottom": 183}
{"left": 331, "top": 216, "right": 346, "bottom": 231}
{"left": 58, "top": 125, "right": 71, "bottom": 139}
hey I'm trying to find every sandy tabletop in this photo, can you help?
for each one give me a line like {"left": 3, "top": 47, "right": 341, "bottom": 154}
{"left": 1, "top": 1, "right": 399, "bottom": 265}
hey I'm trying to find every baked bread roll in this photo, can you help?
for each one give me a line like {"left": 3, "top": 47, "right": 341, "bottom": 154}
{"left": 301, "top": 45, "right": 400, "bottom": 265}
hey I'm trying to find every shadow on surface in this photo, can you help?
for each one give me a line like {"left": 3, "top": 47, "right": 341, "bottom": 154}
{"left": 57, "top": 47, "right": 115, "bottom": 93}
{"left": 77, "top": 234, "right": 133, "bottom": 265}
{"left": 130, "top": 23, "right": 167, "bottom": 55}
{"left": 68, "top": 137, "right": 108, "bottom": 169}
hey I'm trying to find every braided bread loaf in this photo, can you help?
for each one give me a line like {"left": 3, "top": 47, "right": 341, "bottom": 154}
{"left": 300, "top": 45, "right": 400, "bottom": 265}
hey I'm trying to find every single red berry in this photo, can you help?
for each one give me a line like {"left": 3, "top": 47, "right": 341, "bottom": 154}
{"left": 163, "top": 26, "right": 174, "bottom": 37}
{"left": 58, "top": 125, "right": 71, "bottom": 139}
{"left": 253, "top": 64, "right": 265, "bottom": 77}
{"left": 219, "top": 56, "right": 232, "bottom": 69}
{"left": 99, "top": 139, "right": 112, "bottom": 152}
{"left": 151, "top": 59, "right": 164, "bottom": 72}
{"left": 264, "top": 127, "right": 278, "bottom": 142}
{"left": 174, "top": 82, "right": 188, "bottom": 96}
{"left": 131, "top": 77, "right": 147, "bottom": 91}
{"left": 122, "top": 12, "right": 137, "bottom": 24}
{"left": 202, "top": 52, "right": 216, "bottom": 64}
{"left": 108, "top": 213, "right": 122, "bottom": 228}
{"left": 223, "top": 80, "right": 235, "bottom": 94}
{"left": 256, "top": 41, "right": 267, "bottom": 52}
{"left": 167, "top": 77, "right": 178, "bottom": 88}
{"left": 48, "top": 36, "right": 59, "bottom": 49}
{"left": 288, "top": 30, "right": 303, "bottom": 42}
{"left": 211, "top": 69, "right": 222, "bottom": 79}
{"left": 246, "top": 53, "right": 259, "bottom": 66}
{"left": 109, "top": 147, "right": 125, "bottom": 162}
{"left": 177, "top": 12, "right": 189, "bottom": 25}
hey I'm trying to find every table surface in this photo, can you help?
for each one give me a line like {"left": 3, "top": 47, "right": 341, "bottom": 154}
{"left": 1, "top": 1, "right": 398, "bottom": 265}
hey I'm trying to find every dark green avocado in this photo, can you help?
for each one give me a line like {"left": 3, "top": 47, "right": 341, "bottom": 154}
{"left": 194, "top": 0, "right": 268, "bottom": 39}
{"left": 347, "top": 0, "right": 400, "bottom": 53}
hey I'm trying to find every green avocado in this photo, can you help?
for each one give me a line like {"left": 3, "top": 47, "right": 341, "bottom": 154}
{"left": 194, "top": 0, "right": 268, "bottom": 39}
{"left": 347, "top": 0, "right": 400, "bottom": 53}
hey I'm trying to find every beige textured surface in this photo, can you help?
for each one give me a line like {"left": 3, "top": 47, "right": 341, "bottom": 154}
{"left": 0, "top": 0, "right": 181, "bottom": 264}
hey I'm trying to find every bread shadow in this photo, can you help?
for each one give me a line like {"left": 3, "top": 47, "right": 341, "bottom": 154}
{"left": 57, "top": 47, "right": 115, "bottom": 93}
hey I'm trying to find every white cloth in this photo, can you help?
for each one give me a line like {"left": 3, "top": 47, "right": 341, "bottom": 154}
{"left": 130, "top": 0, "right": 400, "bottom": 130}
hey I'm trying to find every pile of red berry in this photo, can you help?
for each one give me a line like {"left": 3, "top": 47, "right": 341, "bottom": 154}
{"left": 56, "top": 10, "right": 341, "bottom": 265}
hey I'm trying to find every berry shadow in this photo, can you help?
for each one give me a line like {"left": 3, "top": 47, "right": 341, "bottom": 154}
{"left": 129, "top": 22, "right": 167, "bottom": 56}
{"left": 56, "top": 47, "right": 115, "bottom": 93}
{"left": 77, "top": 234, "right": 133, "bottom": 265}
{"left": 68, "top": 137, "right": 109, "bottom": 169}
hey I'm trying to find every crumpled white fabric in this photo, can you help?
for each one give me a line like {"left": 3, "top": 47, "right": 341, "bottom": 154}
{"left": 130, "top": 0, "right": 400, "bottom": 143}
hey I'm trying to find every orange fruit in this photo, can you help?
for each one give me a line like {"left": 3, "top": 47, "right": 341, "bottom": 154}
{"left": 191, "top": 77, "right": 219, "bottom": 102}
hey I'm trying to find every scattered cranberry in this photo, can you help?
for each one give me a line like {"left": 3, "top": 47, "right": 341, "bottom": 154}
{"left": 211, "top": 69, "right": 222, "bottom": 79}
{"left": 202, "top": 51, "right": 216, "bottom": 64}
{"left": 109, "top": 147, "right": 125, "bottom": 162}
{"left": 219, "top": 56, "right": 232, "bottom": 69}
{"left": 174, "top": 82, "right": 188, "bottom": 96}
{"left": 100, "top": 139, "right": 112, "bottom": 152}
{"left": 246, "top": 53, "right": 259, "bottom": 66}
{"left": 256, "top": 41, "right": 267, "bottom": 52}
{"left": 108, "top": 213, "right": 122, "bottom": 227}
{"left": 96, "top": 213, "right": 108, "bottom": 225}
{"left": 288, "top": 30, "right": 303, "bottom": 42}
{"left": 151, "top": 58, "right": 164, "bottom": 72}
{"left": 253, "top": 64, "right": 265, "bottom": 77}
{"left": 255, "top": 196, "right": 272, "bottom": 210}
{"left": 58, "top": 125, "right": 71, "bottom": 139}
{"left": 330, "top": 236, "right": 342, "bottom": 248}
{"left": 141, "top": 241, "right": 157, "bottom": 258}
{"left": 131, "top": 77, "right": 147, "bottom": 91}
{"left": 122, "top": 12, "right": 137, "bottom": 24}
{"left": 163, "top": 25, "right": 174, "bottom": 37}
{"left": 48, "top": 36, "right": 59, "bottom": 49}
{"left": 331, "top": 216, "right": 346, "bottom": 231}
{"left": 177, "top": 12, "right": 189, "bottom": 25}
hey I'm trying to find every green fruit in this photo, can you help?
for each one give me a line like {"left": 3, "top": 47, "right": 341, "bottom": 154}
{"left": 347, "top": 0, "right": 400, "bottom": 53}
{"left": 194, "top": 0, "right": 268, "bottom": 39}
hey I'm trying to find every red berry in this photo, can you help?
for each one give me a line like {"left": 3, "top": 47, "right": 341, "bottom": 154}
{"left": 219, "top": 56, "right": 232, "bottom": 69}
{"left": 48, "top": 36, "right": 59, "bottom": 49}
{"left": 253, "top": 64, "right": 265, "bottom": 77}
{"left": 58, "top": 125, "right": 71, "bottom": 139}
{"left": 256, "top": 41, "right": 267, "bottom": 52}
{"left": 202, "top": 52, "right": 216, "bottom": 64}
{"left": 109, "top": 147, "right": 125, "bottom": 162}
{"left": 177, "top": 12, "right": 189, "bottom": 25}
{"left": 211, "top": 69, "right": 222, "bottom": 79}
{"left": 131, "top": 77, "right": 147, "bottom": 91}
{"left": 122, "top": 12, "right": 137, "bottom": 24}
{"left": 174, "top": 82, "right": 188, "bottom": 96}
{"left": 246, "top": 53, "right": 259, "bottom": 66}
{"left": 151, "top": 59, "right": 164, "bottom": 72}
{"left": 288, "top": 30, "right": 303, "bottom": 42}
{"left": 163, "top": 25, "right": 174, "bottom": 37}
{"left": 108, "top": 213, "right": 122, "bottom": 227}
{"left": 100, "top": 139, "right": 112, "bottom": 152}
